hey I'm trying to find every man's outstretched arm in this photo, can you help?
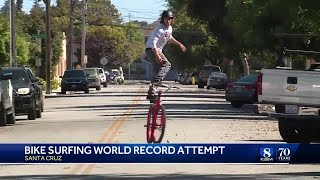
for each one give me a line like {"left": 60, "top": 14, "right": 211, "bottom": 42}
{"left": 169, "top": 37, "right": 186, "bottom": 52}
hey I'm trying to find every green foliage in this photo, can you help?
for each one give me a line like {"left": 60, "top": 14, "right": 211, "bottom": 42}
{"left": 15, "top": 35, "right": 32, "bottom": 65}
{"left": 39, "top": 78, "right": 59, "bottom": 91}
{"left": 166, "top": 0, "right": 320, "bottom": 74}
{"left": 38, "top": 77, "right": 46, "bottom": 91}
{"left": 0, "top": 16, "right": 10, "bottom": 65}
{"left": 51, "top": 79, "right": 59, "bottom": 90}
{"left": 51, "top": 32, "right": 63, "bottom": 66}
{"left": 79, "top": 24, "right": 144, "bottom": 69}
{"left": 0, "top": 15, "right": 35, "bottom": 66}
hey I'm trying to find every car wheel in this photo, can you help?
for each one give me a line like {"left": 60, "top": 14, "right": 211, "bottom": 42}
{"left": 96, "top": 86, "right": 101, "bottom": 91}
{"left": 36, "top": 101, "right": 42, "bottom": 118}
{"left": 278, "top": 118, "right": 308, "bottom": 143}
{"left": 28, "top": 99, "right": 37, "bottom": 120}
{"left": 103, "top": 82, "right": 108, "bottom": 87}
{"left": 41, "top": 101, "right": 44, "bottom": 112}
{"left": 61, "top": 88, "right": 66, "bottom": 94}
{"left": 0, "top": 101, "right": 7, "bottom": 127}
{"left": 84, "top": 88, "right": 89, "bottom": 94}
{"left": 198, "top": 82, "right": 204, "bottom": 88}
{"left": 207, "top": 86, "right": 210, "bottom": 89}
{"left": 7, "top": 105, "right": 16, "bottom": 125}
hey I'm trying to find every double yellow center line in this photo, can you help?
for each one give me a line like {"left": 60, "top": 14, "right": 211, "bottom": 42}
{"left": 69, "top": 86, "right": 144, "bottom": 174}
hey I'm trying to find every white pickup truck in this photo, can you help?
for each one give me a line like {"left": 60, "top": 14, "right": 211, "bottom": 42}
{"left": 258, "top": 63, "right": 320, "bottom": 143}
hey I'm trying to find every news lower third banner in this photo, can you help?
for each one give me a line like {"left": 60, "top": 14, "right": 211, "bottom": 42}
{"left": 0, "top": 144, "right": 319, "bottom": 164}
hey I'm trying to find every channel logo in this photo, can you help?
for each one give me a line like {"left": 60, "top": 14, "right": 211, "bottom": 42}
{"left": 277, "top": 148, "right": 291, "bottom": 161}
{"left": 260, "top": 148, "right": 274, "bottom": 162}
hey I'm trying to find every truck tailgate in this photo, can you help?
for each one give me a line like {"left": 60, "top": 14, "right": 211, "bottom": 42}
{"left": 259, "top": 69, "right": 320, "bottom": 107}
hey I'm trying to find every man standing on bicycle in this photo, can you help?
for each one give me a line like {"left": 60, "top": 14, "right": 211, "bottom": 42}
{"left": 145, "top": 10, "right": 186, "bottom": 102}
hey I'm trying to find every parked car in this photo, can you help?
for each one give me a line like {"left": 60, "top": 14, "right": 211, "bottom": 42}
{"left": 3, "top": 66, "right": 43, "bottom": 120}
{"left": 225, "top": 74, "right": 258, "bottom": 108}
{"left": 83, "top": 68, "right": 101, "bottom": 90}
{"left": 198, "top": 65, "right": 221, "bottom": 88}
{"left": 181, "top": 72, "right": 192, "bottom": 85}
{"left": 207, "top": 72, "right": 229, "bottom": 89}
{"left": 60, "top": 69, "right": 90, "bottom": 94}
{"left": 109, "top": 69, "right": 124, "bottom": 85}
{"left": 0, "top": 66, "right": 15, "bottom": 126}
{"left": 175, "top": 73, "right": 182, "bottom": 83}
{"left": 97, "top": 68, "right": 108, "bottom": 87}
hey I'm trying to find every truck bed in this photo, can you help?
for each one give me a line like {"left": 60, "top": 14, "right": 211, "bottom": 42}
{"left": 258, "top": 68, "right": 320, "bottom": 107}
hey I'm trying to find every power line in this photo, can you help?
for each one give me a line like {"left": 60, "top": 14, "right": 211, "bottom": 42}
{"left": 86, "top": 23, "right": 213, "bottom": 36}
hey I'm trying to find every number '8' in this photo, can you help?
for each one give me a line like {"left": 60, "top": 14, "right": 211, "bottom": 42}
{"left": 263, "top": 148, "right": 272, "bottom": 158}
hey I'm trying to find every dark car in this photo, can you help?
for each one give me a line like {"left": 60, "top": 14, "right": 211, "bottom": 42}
{"left": 225, "top": 74, "right": 258, "bottom": 108}
{"left": 3, "top": 66, "right": 44, "bottom": 120}
{"left": 60, "top": 69, "right": 89, "bottom": 94}
{"left": 198, "top": 65, "right": 221, "bottom": 88}
{"left": 207, "top": 72, "right": 229, "bottom": 89}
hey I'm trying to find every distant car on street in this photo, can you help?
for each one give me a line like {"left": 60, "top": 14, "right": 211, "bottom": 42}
{"left": 83, "top": 68, "right": 102, "bottom": 90}
{"left": 207, "top": 72, "right": 229, "bottom": 89}
{"left": 60, "top": 69, "right": 90, "bottom": 94}
{"left": 225, "top": 74, "right": 258, "bottom": 108}
{"left": 198, "top": 65, "right": 221, "bottom": 88}
{"left": 97, "top": 68, "right": 108, "bottom": 87}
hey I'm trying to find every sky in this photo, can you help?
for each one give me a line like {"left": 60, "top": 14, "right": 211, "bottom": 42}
{"left": 0, "top": 0, "right": 168, "bottom": 23}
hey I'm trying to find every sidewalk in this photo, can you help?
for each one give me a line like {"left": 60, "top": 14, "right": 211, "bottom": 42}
{"left": 43, "top": 87, "right": 61, "bottom": 98}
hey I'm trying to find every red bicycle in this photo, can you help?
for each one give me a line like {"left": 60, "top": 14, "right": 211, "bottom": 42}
{"left": 143, "top": 83, "right": 179, "bottom": 143}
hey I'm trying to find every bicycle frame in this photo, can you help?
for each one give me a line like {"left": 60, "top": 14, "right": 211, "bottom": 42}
{"left": 143, "top": 82, "right": 179, "bottom": 143}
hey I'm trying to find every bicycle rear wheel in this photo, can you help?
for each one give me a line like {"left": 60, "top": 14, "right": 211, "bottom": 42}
{"left": 152, "top": 105, "right": 166, "bottom": 143}
{"left": 146, "top": 106, "right": 154, "bottom": 143}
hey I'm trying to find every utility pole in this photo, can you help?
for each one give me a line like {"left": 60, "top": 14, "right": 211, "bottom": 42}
{"left": 9, "top": 0, "right": 17, "bottom": 67}
{"left": 68, "top": 0, "right": 75, "bottom": 70}
{"left": 81, "top": 0, "right": 87, "bottom": 68}
{"left": 9, "top": 0, "right": 12, "bottom": 66}
{"left": 45, "top": 0, "right": 52, "bottom": 94}
{"left": 128, "top": 13, "right": 131, "bottom": 80}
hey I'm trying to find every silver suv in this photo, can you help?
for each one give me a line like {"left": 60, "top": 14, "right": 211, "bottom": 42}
{"left": 0, "top": 66, "right": 16, "bottom": 126}
{"left": 198, "top": 65, "right": 221, "bottom": 88}
{"left": 83, "top": 68, "right": 101, "bottom": 91}
{"left": 97, "top": 68, "right": 107, "bottom": 87}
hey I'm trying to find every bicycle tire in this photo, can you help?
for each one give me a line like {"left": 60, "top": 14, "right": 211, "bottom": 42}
{"left": 153, "top": 105, "right": 166, "bottom": 143}
{"left": 146, "top": 106, "right": 154, "bottom": 143}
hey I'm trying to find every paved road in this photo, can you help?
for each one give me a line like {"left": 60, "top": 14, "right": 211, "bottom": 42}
{"left": 0, "top": 82, "right": 319, "bottom": 179}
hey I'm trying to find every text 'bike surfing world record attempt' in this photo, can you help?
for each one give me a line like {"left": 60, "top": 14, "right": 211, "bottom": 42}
{"left": 0, "top": 144, "right": 318, "bottom": 163}
{"left": 23, "top": 144, "right": 225, "bottom": 163}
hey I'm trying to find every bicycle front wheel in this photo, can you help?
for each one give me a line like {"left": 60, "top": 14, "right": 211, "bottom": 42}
{"left": 146, "top": 106, "right": 154, "bottom": 143}
{"left": 153, "top": 105, "right": 167, "bottom": 143}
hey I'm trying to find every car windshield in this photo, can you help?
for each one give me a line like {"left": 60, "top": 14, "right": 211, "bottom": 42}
{"left": 203, "top": 66, "right": 220, "bottom": 72}
{"left": 64, "top": 70, "right": 85, "bottom": 78}
{"left": 83, "top": 69, "right": 97, "bottom": 76}
{"left": 98, "top": 69, "right": 104, "bottom": 74}
{"left": 3, "top": 69, "right": 29, "bottom": 83}
{"left": 112, "top": 70, "right": 120, "bottom": 76}
{"left": 237, "top": 75, "right": 258, "bottom": 83}
{"left": 210, "top": 72, "right": 227, "bottom": 78}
